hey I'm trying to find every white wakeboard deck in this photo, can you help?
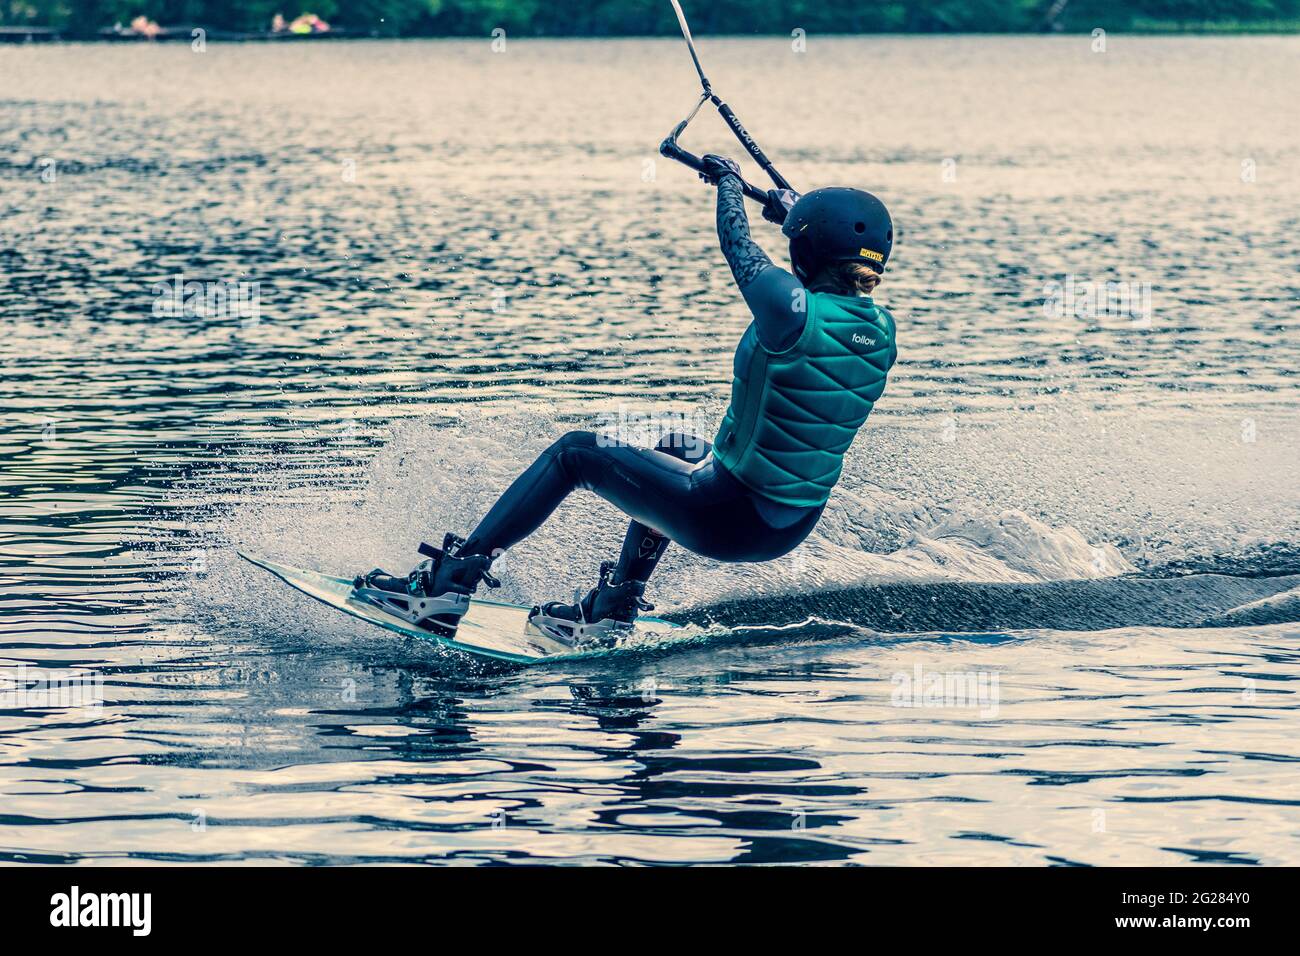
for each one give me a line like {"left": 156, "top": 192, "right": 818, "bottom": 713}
{"left": 238, "top": 551, "right": 680, "bottom": 665}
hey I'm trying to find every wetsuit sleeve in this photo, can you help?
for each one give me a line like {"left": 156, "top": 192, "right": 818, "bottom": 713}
{"left": 716, "top": 175, "right": 807, "bottom": 352}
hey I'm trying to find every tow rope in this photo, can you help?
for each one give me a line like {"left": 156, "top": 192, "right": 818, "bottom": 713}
{"left": 658, "top": 0, "right": 801, "bottom": 223}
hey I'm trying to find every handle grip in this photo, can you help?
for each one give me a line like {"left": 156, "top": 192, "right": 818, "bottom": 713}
{"left": 714, "top": 100, "right": 792, "bottom": 192}
{"left": 659, "top": 137, "right": 772, "bottom": 205}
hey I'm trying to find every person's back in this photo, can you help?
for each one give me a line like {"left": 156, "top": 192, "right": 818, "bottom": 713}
{"left": 707, "top": 167, "right": 898, "bottom": 510}
{"left": 715, "top": 289, "right": 896, "bottom": 508}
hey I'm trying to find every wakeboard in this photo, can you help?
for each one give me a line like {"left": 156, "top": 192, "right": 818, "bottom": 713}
{"left": 238, "top": 551, "right": 681, "bottom": 665}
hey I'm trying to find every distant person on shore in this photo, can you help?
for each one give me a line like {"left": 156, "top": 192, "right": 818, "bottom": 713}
{"left": 290, "top": 13, "right": 330, "bottom": 34}
{"left": 129, "top": 15, "right": 160, "bottom": 39}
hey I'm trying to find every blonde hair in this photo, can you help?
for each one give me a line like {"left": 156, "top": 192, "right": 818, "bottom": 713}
{"left": 827, "top": 261, "right": 882, "bottom": 296}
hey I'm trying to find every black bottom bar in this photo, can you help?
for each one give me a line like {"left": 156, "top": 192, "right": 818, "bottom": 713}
{"left": 1, "top": 865, "right": 1290, "bottom": 943}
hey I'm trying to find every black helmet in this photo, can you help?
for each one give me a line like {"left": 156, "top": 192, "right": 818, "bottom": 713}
{"left": 781, "top": 187, "right": 893, "bottom": 282}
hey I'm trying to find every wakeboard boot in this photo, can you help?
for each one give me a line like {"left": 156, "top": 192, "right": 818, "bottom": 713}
{"left": 527, "top": 560, "right": 653, "bottom": 648}
{"left": 352, "top": 533, "right": 500, "bottom": 636}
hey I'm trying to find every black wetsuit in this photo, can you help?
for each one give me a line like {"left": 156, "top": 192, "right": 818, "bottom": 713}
{"left": 460, "top": 175, "right": 824, "bottom": 584}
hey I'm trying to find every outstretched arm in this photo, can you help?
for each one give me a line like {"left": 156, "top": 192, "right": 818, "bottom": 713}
{"left": 716, "top": 174, "right": 807, "bottom": 352}
{"left": 716, "top": 174, "right": 775, "bottom": 289}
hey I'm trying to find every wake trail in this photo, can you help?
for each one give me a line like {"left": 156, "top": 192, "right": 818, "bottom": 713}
{"left": 667, "top": 573, "right": 1300, "bottom": 633}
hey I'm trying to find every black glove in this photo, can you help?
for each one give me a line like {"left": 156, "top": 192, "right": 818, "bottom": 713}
{"left": 761, "top": 188, "right": 801, "bottom": 225}
{"left": 698, "top": 153, "right": 742, "bottom": 186}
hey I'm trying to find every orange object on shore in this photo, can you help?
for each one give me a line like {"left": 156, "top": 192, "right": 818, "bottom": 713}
{"left": 289, "top": 13, "right": 331, "bottom": 34}
{"left": 129, "top": 15, "right": 161, "bottom": 38}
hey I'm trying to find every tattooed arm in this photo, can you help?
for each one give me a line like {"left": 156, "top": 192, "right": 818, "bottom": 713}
{"left": 716, "top": 174, "right": 807, "bottom": 352}
{"left": 716, "top": 174, "right": 774, "bottom": 289}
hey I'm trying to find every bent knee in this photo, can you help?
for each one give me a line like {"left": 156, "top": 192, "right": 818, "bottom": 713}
{"left": 543, "top": 430, "right": 604, "bottom": 484}
{"left": 549, "top": 430, "right": 599, "bottom": 454}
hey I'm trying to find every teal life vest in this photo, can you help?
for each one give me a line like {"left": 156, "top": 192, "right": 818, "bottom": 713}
{"left": 713, "top": 293, "right": 896, "bottom": 508}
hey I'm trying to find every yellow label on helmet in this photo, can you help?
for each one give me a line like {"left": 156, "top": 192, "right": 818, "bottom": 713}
{"left": 859, "top": 248, "right": 884, "bottom": 263}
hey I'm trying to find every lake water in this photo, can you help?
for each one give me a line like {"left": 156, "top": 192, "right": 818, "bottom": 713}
{"left": 1, "top": 36, "right": 1298, "bottom": 865}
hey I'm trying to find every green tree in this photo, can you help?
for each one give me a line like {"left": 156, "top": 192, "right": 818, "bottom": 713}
{"left": 3, "top": 0, "right": 1298, "bottom": 34}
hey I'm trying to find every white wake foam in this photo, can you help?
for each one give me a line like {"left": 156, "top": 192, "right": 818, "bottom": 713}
{"left": 188, "top": 411, "right": 1139, "bottom": 621}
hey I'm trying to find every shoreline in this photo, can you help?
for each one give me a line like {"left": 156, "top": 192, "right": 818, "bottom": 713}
{"left": 4, "top": 23, "right": 1300, "bottom": 44}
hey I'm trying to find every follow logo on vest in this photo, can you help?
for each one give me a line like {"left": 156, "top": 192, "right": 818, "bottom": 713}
{"left": 851, "top": 333, "right": 877, "bottom": 347}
